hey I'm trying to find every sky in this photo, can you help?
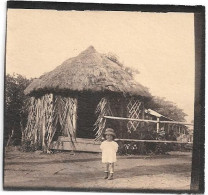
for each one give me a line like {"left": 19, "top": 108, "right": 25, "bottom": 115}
{"left": 6, "top": 9, "right": 195, "bottom": 123}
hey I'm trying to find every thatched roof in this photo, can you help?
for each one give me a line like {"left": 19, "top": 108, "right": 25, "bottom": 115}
{"left": 24, "top": 46, "right": 151, "bottom": 97}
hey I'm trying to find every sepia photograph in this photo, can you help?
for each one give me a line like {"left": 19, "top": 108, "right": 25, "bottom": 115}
{"left": 3, "top": 1, "right": 205, "bottom": 193}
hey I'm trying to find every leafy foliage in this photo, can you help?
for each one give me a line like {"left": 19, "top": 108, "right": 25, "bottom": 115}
{"left": 117, "top": 141, "right": 172, "bottom": 155}
{"left": 104, "top": 52, "right": 140, "bottom": 78}
{"left": 5, "top": 74, "right": 32, "bottom": 145}
{"left": 21, "top": 140, "right": 41, "bottom": 152}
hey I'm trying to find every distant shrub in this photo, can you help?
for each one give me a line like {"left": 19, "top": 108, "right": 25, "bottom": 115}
{"left": 20, "top": 139, "right": 41, "bottom": 152}
{"left": 5, "top": 74, "right": 32, "bottom": 146}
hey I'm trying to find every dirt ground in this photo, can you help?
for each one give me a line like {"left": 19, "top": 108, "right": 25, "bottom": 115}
{"left": 4, "top": 148, "right": 192, "bottom": 191}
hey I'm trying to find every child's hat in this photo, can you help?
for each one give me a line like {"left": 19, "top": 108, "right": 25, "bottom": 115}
{"left": 104, "top": 128, "right": 116, "bottom": 137}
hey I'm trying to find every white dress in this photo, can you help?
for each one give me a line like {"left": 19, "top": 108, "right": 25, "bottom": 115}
{"left": 100, "top": 140, "right": 118, "bottom": 163}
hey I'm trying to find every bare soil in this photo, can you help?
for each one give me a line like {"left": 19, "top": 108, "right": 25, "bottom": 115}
{"left": 4, "top": 148, "right": 192, "bottom": 191}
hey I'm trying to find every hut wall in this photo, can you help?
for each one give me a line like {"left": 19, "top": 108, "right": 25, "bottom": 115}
{"left": 94, "top": 95, "right": 130, "bottom": 140}
{"left": 24, "top": 94, "right": 78, "bottom": 151}
{"left": 94, "top": 96, "right": 147, "bottom": 140}
{"left": 50, "top": 95, "right": 77, "bottom": 142}
{"left": 24, "top": 97, "right": 37, "bottom": 144}
{"left": 24, "top": 94, "right": 54, "bottom": 150}
{"left": 94, "top": 97, "right": 112, "bottom": 141}
{"left": 109, "top": 97, "right": 128, "bottom": 138}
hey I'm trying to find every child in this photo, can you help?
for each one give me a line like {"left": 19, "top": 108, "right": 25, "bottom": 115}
{"left": 100, "top": 128, "right": 118, "bottom": 180}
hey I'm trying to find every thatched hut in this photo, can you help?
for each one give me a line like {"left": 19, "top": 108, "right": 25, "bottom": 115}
{"left": 24, "top": 46, "right": 151, "bottom": 152}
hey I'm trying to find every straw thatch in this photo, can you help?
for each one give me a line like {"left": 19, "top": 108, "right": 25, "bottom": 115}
{"left": 24, "top": 46, "right": 151, "bottom": 97}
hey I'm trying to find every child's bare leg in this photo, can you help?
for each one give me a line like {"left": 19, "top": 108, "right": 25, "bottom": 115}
{"left": 105, "top": 163, "right": 109, "bottom": 172}
{"left": 109, "top": 163, "right": 114, "bottom": 173}
{"left": 108, "top": 163, "right": 114, "bottom": 180}
{"left": 104, "top": 163, "right": 109, "bottom": 179}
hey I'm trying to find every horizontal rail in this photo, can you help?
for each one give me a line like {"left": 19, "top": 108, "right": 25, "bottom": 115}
{"left": 104, "top": 116, "right": 193, "bottom": 126}
{"left": 158, "top": 120, "right": 193, "bottom": 126}
{"left": 104, "top": 116, "right": 158, "bottom": 123}
{"left": 115, "top": 138, "right": 193, "bottom": 144}
{"left": 55, "top": 139, "right": 192, "bottom": 144}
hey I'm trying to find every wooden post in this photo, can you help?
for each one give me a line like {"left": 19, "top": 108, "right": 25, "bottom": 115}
{"left": 191, "top": 11, "right": 205, "bottom": 193}
{"left": 156, "top": 117, "right": 160, "bottom": 133}
{"left": 142, "top": 102, "right": 145, "bottom": 119}
{"left": 44, "top": 93, "right": 54, "bottom": 152}
{"left": 42, "top": 100, "right": 46, "bottom": 150}
{"left": 73, "top": 98, "right": 78, "bottom": 138}
{"left": 119, "top": 98, "right": 125, "bottom": 138}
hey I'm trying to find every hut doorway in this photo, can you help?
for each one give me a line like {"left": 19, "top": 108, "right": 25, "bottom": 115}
{"left": 77, "top": 93, "right": 101, "bottom": 139}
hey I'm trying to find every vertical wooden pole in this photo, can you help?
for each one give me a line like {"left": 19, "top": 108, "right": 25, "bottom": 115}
{"left": 73, "top": 98, "right": 78, "bottom": 138}
{"left": 142, "top": 102, "right": 145, "bottom": 119}
{"left": 44, "top": 93, "right": 54, "bottom": 152}
{"left": 156, "top": 117, "right": 160, "bottom": 133}
{"left": 42, "top": 96, "right": 46, "bottom": 150}
{"left": 119, "top": 98, "right": 124, "bottom": 138}
{"left": 191, "top": 11, "right": 205, "bottom": 193}
{"left": 34, "top": 98, "right": 40, "bottom": 145}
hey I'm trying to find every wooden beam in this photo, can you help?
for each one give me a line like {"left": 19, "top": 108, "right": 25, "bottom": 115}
{"left": 114, "top": 138, "right": 193, "bottom": 144}
{"left": 159, "top": 120, "right": 193, "bottom": 126}
{"left": 104, "top": 115, "right": 158, "bottom": 123}
{"left": 104, "top": 115, "right": 193, "bottom": 126}
{"left": 59, "top": 137, "right": 193, "bottom": 144}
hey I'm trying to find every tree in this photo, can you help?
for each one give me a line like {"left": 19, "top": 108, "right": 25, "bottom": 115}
{"left": 5, "top": 74, "right": 32, "bottom": 146}
{"left": 145, "top": 96, "right": 187, "bottom": 122}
